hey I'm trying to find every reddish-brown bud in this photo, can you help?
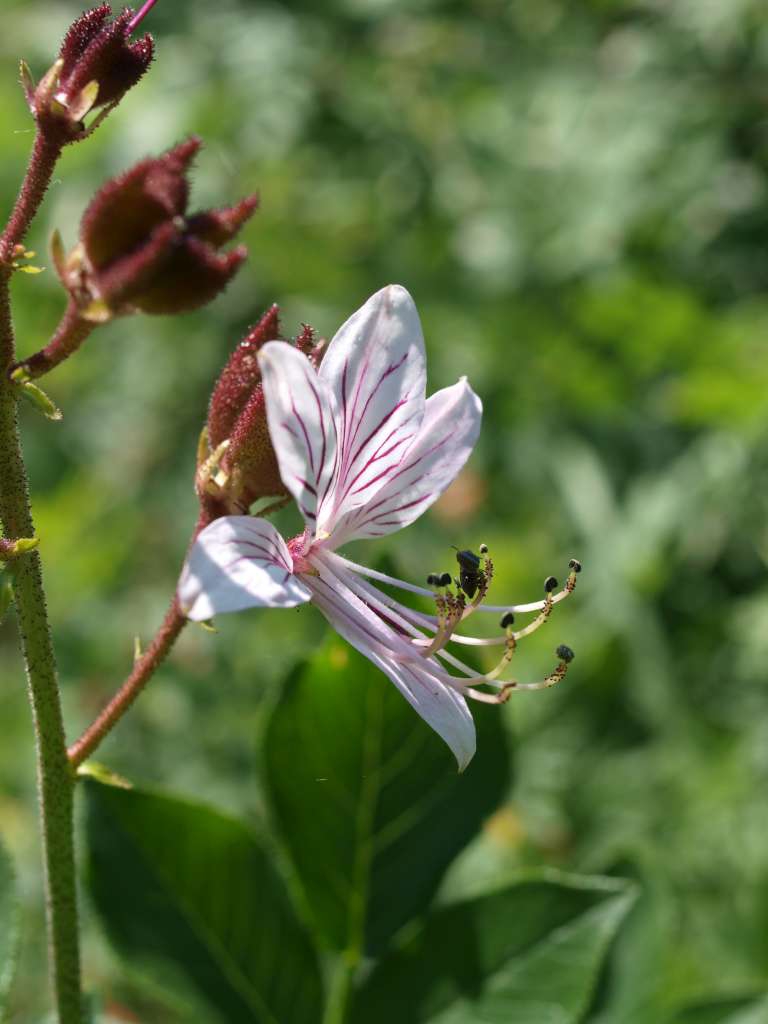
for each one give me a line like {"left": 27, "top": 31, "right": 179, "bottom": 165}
{"left": 55, "top": 139, "right": 256, "bottom": 319}
{"left": 26, "top": 4, "right": 153, "bottom": 139}
{"left": 200, "top": 314, "right": 325, "bottom": 513}
{"left": 207, "top": 305, "right": 281, "bottom": 449}
{"left": 58, "top": 6, "right": 153, "bottom": 109}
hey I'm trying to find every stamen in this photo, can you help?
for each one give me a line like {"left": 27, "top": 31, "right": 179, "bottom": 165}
{"left": 127, "top": 0, "right": 161, "bottom": 33}
{"left": 324, "top": 551, "right": 580, "bottom": 699}
{"left": 474, "top": 557, "right": 582, "bottom": 614}
{"left": 465, "top": 644, "right": 574, "bottom": 702}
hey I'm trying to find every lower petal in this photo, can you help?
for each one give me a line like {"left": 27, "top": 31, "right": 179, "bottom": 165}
{"left": 308, "top": 575, "right": 476, "bottom": 771}
{"left": 178, "top": 516, "right": 311, "bottom": 620}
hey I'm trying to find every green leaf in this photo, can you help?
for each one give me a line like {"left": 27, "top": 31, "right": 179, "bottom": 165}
{"left": 351, "top": 872, "right": 636, "bottom": 1024}
{"left": 0, "top": 838, "right": 19, "bottom": 1017}
{"left": 85, "top": 779, "right": 323, "bottom": 1024}
{"left": 670, "top": 996, "right": 768, "bottom": 1024}
{"left": 263, "top": 637, "right": 511, "bottom": 956}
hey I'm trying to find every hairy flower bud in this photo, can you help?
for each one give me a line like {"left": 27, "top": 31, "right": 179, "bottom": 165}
{"left": 54, "top": 138, "right": 257, "bottom": 319}
{"left": 199, "top": 312, "right": 326, "bottom": 514}
{"left": 24, "top": 4, "right": 153, "bottom": 140}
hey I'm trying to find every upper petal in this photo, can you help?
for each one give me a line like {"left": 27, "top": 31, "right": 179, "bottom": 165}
{"left": 330, "top": 377, "right": 482, "bottom": 545}
{"left": 318, "top": 285, "right": 427, "bottom": 536}
{"left": 178, "top": 516, "right": 311, "bottom": 620}
{"left": 258, "top": 341, "right": 339, "bottom": 533}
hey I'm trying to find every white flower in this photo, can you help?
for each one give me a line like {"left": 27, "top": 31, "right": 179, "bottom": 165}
{"left": 179, "top": 285, "right": 577, "bottom": 770}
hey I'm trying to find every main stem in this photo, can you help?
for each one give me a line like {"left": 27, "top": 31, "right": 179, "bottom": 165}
{"left": 0, "top": 127, "right": 81, "bottom": 1023}
{"left": 0, "top": 269, "right": 82, "bottom": 1020}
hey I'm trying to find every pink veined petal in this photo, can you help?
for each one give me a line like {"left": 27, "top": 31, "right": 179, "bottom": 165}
{"left": 317, "top": 285, "right": 427, "bottom": 537}
{"left": 178, "top": 516, "right": 311, "bottom": 620}
{"left": 258, "top": 341, "right": 339, "bottom": 532}
{"left": 330, "top": 377, "right": 482, "bottom": 545}
{"left": 305, "top": 556, "right": 476, "bottom": 771}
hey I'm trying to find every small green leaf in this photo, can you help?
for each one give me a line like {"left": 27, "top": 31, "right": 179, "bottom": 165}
{"left": 351, "top": 872, "right": 636, "bottom": 1024}
{"left": 16, "top": 380, "right": 62, "bottom": 421}
{"left": 19, "top": 58, "right": 35, "bottom": 105}
{"left": 263, "top": 636, "right": 511, "bottom": 956}
{"left": 86, "top": 780, "right": 323, "bottom": 1024}
{"left": 49, "top": 229, "right": 67, "bottom": 283}
{"left": 0, "top": 838, "right": 20, "bottom": 1017}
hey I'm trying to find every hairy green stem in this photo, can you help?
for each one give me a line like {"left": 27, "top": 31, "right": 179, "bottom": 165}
{"left": 0, "top": 267, "right": 82, "bottom": 1021}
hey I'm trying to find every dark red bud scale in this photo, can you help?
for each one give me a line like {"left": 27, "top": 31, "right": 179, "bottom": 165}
{"left": 186, "top": 195, "right": 260, "bottom": 247}
{"left": 81, "top": 137, "right": 199, "bottom": 269}
{"left": 207, "top": 305, "right": 282, "bottom": 449}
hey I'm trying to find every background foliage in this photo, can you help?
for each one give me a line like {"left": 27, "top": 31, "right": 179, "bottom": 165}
{"left": 2, "top": 0, "right": 768, "bottom": 1020}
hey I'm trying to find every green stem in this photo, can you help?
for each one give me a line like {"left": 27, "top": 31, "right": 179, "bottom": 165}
{"left": 0, "top": 270, "right": 82, "bottom": 1022}
{"left": 322, "top": 955, "right": 357, "bottom": 1024}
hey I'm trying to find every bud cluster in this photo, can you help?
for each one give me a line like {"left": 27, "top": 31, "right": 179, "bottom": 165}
{"left": 21, "top": 4, "right": 153, "bottom": 141}
{"left": 53, "top": 138, "right": 257, "bottom": 321}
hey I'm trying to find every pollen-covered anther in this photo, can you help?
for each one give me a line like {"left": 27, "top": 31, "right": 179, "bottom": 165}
{"left": 465, "top": 642, "right": 574, "bottom": 704}
{"left": 565, "top": 557, "right": 582, "bottom": 594}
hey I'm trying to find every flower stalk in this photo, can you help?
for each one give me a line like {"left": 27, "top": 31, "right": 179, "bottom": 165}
{"left": 67, "top": 596, "right": 187, "bottom": 769}
{"left": 13, "top": 297, "right": 96, "bottom": 380}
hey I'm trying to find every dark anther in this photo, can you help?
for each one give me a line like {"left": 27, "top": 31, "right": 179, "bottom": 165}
{"left": 426, "top": 573, "right": 440, "bottom": 586}
{"left": 568, "top": 558, "right": 582, "bottom": 573}
{"left": 544, "top": 576, "right": 558, "bottom": 593}
{"left": 439, "top": 572, "right": 453, "bottom": 587}
{"left": 556, "top": 644, "right": 575, "bottom": 663}
{"left": 500, "top": 611, "right": 515, "bottom": 629}
{"left": 479, "top": 543, "right": 489, "bottom": 555}
{"left": 455, "top": 549, "right": 481, "bottom": 570}
{"left": 455, "top": 548, "right": 482, "bottom": 597}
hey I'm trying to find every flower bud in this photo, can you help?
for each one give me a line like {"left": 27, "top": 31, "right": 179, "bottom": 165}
{"left": 55, "top": 138, "right": 256, "bottom": 319}
{"left": 25, "top": 4, "right": 153, "bottom": 138}
{"left": 199, "top": 313, "right": 326, "bottom": 514}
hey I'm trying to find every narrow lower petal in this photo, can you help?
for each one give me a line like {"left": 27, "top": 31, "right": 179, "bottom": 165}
{"left": 331, "top": 377, "right": 482, "bottom": 544}
{"left": 178, "top": 516, "right": 311, "bottom": 620}
{"left": 258, "top": 341, "right": 339, "bottom": 532}
{"left": 305, "top": 558, "right": 476, "bottom": 771}
{"left": 317, "top": 285, "right": 428, "bottom": 536}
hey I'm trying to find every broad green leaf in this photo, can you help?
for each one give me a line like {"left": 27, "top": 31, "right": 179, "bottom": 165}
{"left": 351, "top": 872, "right": 636, "bottom": 1024}
{"left": 263, "top": 637, "right": 511, "bottom": 955}
{"left": 670, "top": 996, "right": 768, "bottom": 1024}
{"left": 0, "top": 839, "right": 19, "bottom": 1017}
{"left": 85, "top": 779, "right": 323, "bottom": 1024}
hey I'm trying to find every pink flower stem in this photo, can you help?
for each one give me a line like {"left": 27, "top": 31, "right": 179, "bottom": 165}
{"left": 0, "top": 129, "right": 63, "bottom": 264}
{"left": 13, "top": 298, "right": 96, "bottom": 380}
{"left": 127, "top": 0, "right": 162, "bottom": 34}
{"left": 67, "top": 507, "right": 213, "bottom": 769}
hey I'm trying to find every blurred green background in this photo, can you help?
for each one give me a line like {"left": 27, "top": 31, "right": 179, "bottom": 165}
{"left": 2, "top": 0, "right": 768, "bottom": 1019}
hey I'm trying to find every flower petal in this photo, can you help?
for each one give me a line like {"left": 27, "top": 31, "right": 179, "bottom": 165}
{"left": 305, "top": 559, "right": 476, "bottom": 770}
{"left": 331, "top": 377, "right": 482, "bottom": 544}
{"left": 318, "top": 285, "right": 427, "bottom": 538}
{"left": 178, "top": 516, "right": 311, "bottom": 620}
{"left": 258, "top": 341, "right": 339, "bottom": 532}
